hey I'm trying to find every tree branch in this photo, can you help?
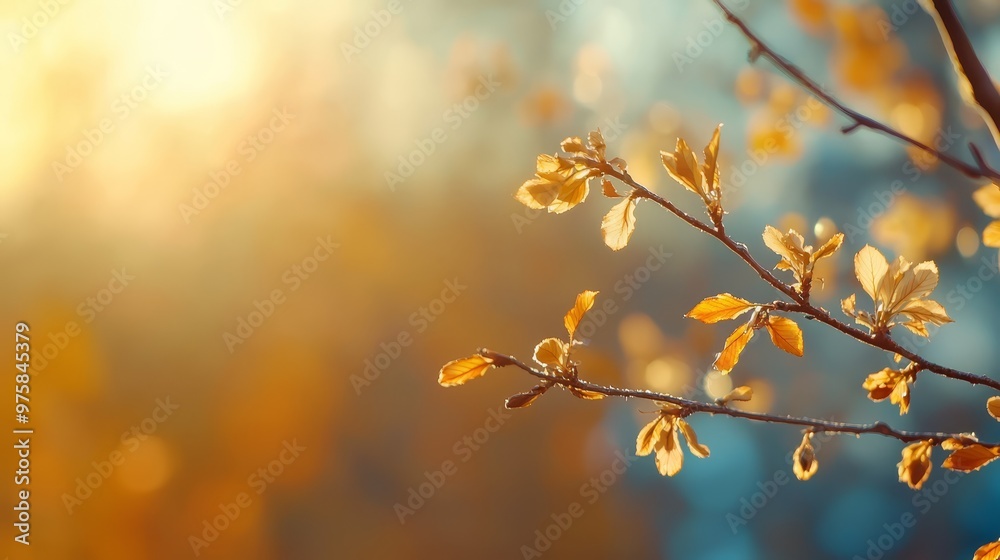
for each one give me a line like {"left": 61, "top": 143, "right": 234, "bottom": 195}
{"left": 596, "top": 163, "right": 1000, "bottom": 392}
{"left": 924, "top": 0, "right": 1000, "bottom": 152}
{"left": 479, "top": 349, "right": 992, "bottom": 447}
{"left": 711, "top": 0, "right": 1000, "bottom": 183}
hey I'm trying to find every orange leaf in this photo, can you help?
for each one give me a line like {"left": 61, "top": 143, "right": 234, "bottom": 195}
{"left": 636, "top": 416, "right": 664, "bottom": 456}
{"left": 942, "top": 444, "right": 1000, "bottom": 472}
{"left": 660, "top": 138, "right": 703, "bottom": 195}
{"left": 973, "top": 540, "right": 1000, "bottom": 560}
{"left": 984, "top": 221, "right": 1000, "bottom": 248}
{"left": 569, "top": 386, "right": 606, "bottom": 400}
{"left": 765, "top": 316, "right": 804, "bottom": 357}
{"left": 714, "top": 323, "right": 755, "bottom": 374}
{"left": 717, "top": 385, "right": 753, "bottom": 405}
{"left": 601, "top": 178, "right": 622, "bottom": 198}
{"left": 685, "top": 294, "right": 755, "bottom": 324}
{"left": 897, "top": 440, "right": 933, "bottom": 490}
{"left": 989, "top": 396, "right": 1000, "bottom": 421}
{"left": 702, "top": 124, "right": 722, "bottom": 194}
{"left": 564, "top": 290, "right": 599, "bottom": 342}
{"left": 677, "top": 419, "right": 710, "bottom": 458}
{"left": 533, "top": 338, "right": 569, "bottom": 371}
{"left": 438, "top": 354, "right": 495, "bottom": 387}
{"left": 601, "top": 196, "right": 638, "bottom": 251}
{"left": 792, "top": 433, "right": 819, "bottom": 481}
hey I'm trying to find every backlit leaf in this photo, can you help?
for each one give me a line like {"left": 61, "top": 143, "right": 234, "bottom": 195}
{"left": 660, "top": 138, "right": 703, "bottom": 195}
{"left": 718, "top": 385, "right": 754, "bottom": 405}
{"left": 942, "top": 444, "right": 1000, "bottom": 472}
{"left": 601, "top": 178, "right": 622, "bottom": 198}
{"left": 714, "top": 323, "right": 755, "bottom": 374}
{"left": 438, "top": 354, "right": 495, "bottom": 387}
{"left": 569, "top": 386, "right": 606, "bottom": 400}
{"left": 973, "top": 184, "right": 1000, "bottom": 218}
{"left": 973, "top": 539, "right": 1000, "bottom": 560}
{"left": 988, "top": 396, "right": 1000, "bottom": 421}
{"left": 702, "top": 124, "right": 722, "bottom": 194}
{"left": 686, "top": 294, "right": 755, "bottom": 324}
{"left": 984, "top": 221, "right": 1000, "bottom": 248}
{"left": 792, "top": 433, "right": 819, "bottom": 481}
{"left": 765, "top": 316, "right": 804, "bottom": 357}
{"left": 855, "top": 245, "right": 889, "bottom": 302}
{"left": 601, "top": 196, "right": 638, "bottom": 251}
{"left": 897, "top": 440, "right": 933, "bottom": 490}
{"left": 564, "top": 290, "right": 599, "bottom": 342}
{"left": 636, "top": 416, "right": 664, "bottom": 456}
{"left": 812, "top": 232, "right": 844, "bottom": 261}
{"left": 533, "top": 338, "right": 569, "bottom": 370}
{"left": 677, "top": 419, "right": 710, "bottom": 458}
{"left": 654, "top": 422, "right": 684, "bottom": 476}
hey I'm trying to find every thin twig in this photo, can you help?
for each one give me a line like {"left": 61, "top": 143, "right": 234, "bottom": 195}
{"left": 597, "top": 162, "right": 1000, "bottom": 392}
{"left": 480, "top": 349, "right": 992, "bottom": 447}
{"left": 710, "top": 0, "right": 1000, "bottom": 183}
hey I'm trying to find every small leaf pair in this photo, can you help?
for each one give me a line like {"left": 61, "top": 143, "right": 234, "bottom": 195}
{"left": 762, "top": 225, "right": 844, "bottom": 295}
{"left": 661, "top": 125, "right": 724, "bottom": 222}
{"left": 635, "top": 404, "right": 710, "bottom": 476}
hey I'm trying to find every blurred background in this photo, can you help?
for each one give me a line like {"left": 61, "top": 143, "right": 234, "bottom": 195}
{"left": 2, "top": 0, "right": 1000, "bottom": 558}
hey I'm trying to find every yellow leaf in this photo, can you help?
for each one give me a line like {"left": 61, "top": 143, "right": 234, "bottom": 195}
{"left": 973, "top": 539, "right": 1000, "bottom": 560}
{"left": 515, "top": 177, "right": 560, "bottom": 210}
{"left": 685, "top": 293, "right": 755, "bottom": 324}
{"left": 549, "top": 168, "right": 593, "bottom": 213}
{"left": 438, "top": 354, "right": 495, "bottom": 387}
{"left": 560, "top": 137, "right": 587, "bottom": 154}
{"left": 942, "top": 444, "right": 1000, "bottom": 472}
{"left": 677, "top": 419, "right": 710, "bottom": 458}
{"left": 897, "top": 440, "right": 934, "bottom": 490}
{"left": 702, "top": 124, "right": 722, "bottom": 194}
{"left": 841, "top": 294, "right": 857, "bottom": 317}
{"left": 792, "top": 433, "right": 819, "bottom": 481}
{"left": 718, "top": 385, "right": 754, "bottom": 405}
{"left": 887, "top": 261, "right": 939, "bottom": 314}
{"left": 654, "top": 422, "right": 684, "bottom": 476}
{"left": 714, "top": 323, "right": 755, "bottom": 374}
{"left": 855, "top": 245, "right": 889, "bottom": 303}
{"left": 984, "top": 221, "right": 1000, "bottom": 248}
{"left": 601, "top": 178, "right": 622, "bottom": 198}
{"left": 588, "top": 129, "right": 607, "bottom": 161}
{"left": 601, "top": 196, "right": 638, "bottom": 251}
{"left": 533, "top": 338, "right": 569, "bottom": 370}
{"left": 812, "top": 232, "right": 844, "bottom": 261}
{"left": 765, "top": 316, "right": 804, "bottom": 357}
{"left": 636, "top": 416, "right": 664, "bottom": 456}
{"left": 763, "top": 226, "right": 811, "bottom": 281}
{"left": 863, "top": 367, "right": 912, "bottom": 414}
{"left": 569, "top": 386, "right": 606, "bottom": 400}
{"left": 564, "top": 290, "right": 599, "bottom": 342}
{"left": 897, "top": 299, "right": 953, "bottom": 330}
{"left": 505, "top": 387, "right": 547, "bottom": 409}
{"left": 988, "top": 396, "right": 1000, "bottom": 421}
{"left": 973, "top": 184, "right": 1000, "bottom": 218}
{"left": 660, "top": 138, "right": 703, "bottom": 195}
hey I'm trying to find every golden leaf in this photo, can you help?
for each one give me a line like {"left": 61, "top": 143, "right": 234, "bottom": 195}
{"left": 988, "top": 396, "right": 1000, "bottom": 421}
{"left": 854, "top": 245, "right": 889, "bottom": 303}
{"left": 887, "top": 261, "right": 939, "bottom": 314}
{"left": 984, "top": 221, "right": 1000, "bottom": 248}
{"left": 702, "top": 124, "right": 722, "bottom": 194}
{"left": 438, "top": 354, "right": 495, "bottom": 387}
{"left": 515, "top": 177, "right": 561, "bottom": 210}
{"left": 841, "top": 294, "right": 857, "bottom": 317}
{"left": 812, "top": 232, "right": 845, "bottom": 261}
{"left": 569, "top": 386, "right": 606, "bottom": 400}
{"left": 677, "top": 419, "right": 710, "bottom": 458}
{"left": 685, "top": 294, "right": 755, "bottom": 324}
{"left": 897, "top": 299, "right": 952, "bottom": 332}
{"left": 792, "top": 433, "right": 819, "bottom": 481}
{"left": 718, "top": 385, "right": 754, "bottom": 405}
{"left": 588, "top": 129, "right": 607, "bottom": 161}
{"left": 601, "top": 178, "right": 622, "bottom": 198}
{"left": 765, "top": 316, "right": 804, "bottom": 357}
{"left": 654, "top": 421, "right": 684, "bottom": 476}
{"left": 533, "top": 338, "right": 569, "bottom": 370}
{"left": 601, "top": 196, "right": 638, "bottom": 251}
{"left": 897, "top": 440, "right": 934, "bottom": 490}
{"left": 973, "top": 539, "right": 1000, "bottom": 560}
{"left": 564, "top": 290, "right": 599, "bottom": 342}
{"left": 863, "top": 367, "right": 913, "bottom": 414}
{"left": 660, "top": 138, "right": 703, "bottom": 195}
{"left": 560, "top": 137, "right": 587, "bottom": 154}
{"left": 973, "top": 184, "right": 1000, "bottom": 218}
{"left": 636, "top": 416, "right": 665, "bottom": 456}
{"left": 942, "top": 443, "right": 1000, "bottom": 472}
{"left": 515, "top": 157, "right": 595, "bottom": 214}
{"left": 714, "top": 323, "right": 755, "bottom": 374}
